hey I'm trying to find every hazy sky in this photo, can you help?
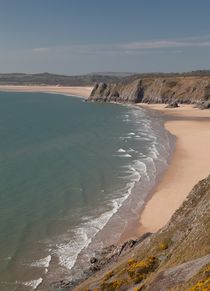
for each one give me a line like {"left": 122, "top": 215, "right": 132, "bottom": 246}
{"left": 1, "top": 0, "right": 210, "bottom": 75}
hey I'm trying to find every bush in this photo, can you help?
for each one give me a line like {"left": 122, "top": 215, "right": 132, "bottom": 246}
{"left": 190, "top": 264, "right": 210, "bottom": 290}
{"left": 159, "top": 242, "right": 168, "bottom": 251}
{"left": 103, "top": 271, "right": 114, "bottom": 281}
{"left": 190, "top": 277, "right": 210, "bottom": 290}
{"left": 100, "top": 279, "right": 125, "bottom": 291}
{"left": 126, "top": 256, "right": 157, "bottom": 279}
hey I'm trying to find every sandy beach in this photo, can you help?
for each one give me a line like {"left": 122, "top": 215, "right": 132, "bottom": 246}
{"left": 137, "top": 104, "right": 210, "bottom": 234}
{"left": 0, "top": 85, "right": 93, "bottom": 98}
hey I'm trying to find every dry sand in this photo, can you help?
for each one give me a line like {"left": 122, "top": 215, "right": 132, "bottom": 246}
{"left": 137, "top": 104, "right": 210, "bottom": 234}
{"left": 0, "top": 85, "right": 93, "bottom": 98}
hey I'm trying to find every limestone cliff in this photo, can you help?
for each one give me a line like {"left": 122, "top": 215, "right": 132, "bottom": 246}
{"left": 89, "top": 76, "right": 210, "bottom": 104}
{"left": 73, "top": 174, "right": 210, "bottom": 290}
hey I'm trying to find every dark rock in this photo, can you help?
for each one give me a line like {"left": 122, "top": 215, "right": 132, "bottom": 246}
{"left": 110, "top": 89, "right": 119, "bottom": 98}
{"left": 196, "top": 100, "right": 210, "bottom": 109}
{"left": 87, "top": 232, "right": 152, "bottom": 273}
{"left": 165, "top": 101, "right": 179, "bottom": 108}
{"left": 90, "top": 257, "right": 98, "bottom": 264}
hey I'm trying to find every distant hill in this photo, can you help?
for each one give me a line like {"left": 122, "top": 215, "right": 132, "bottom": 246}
{"left": 0, "top": 70, "right": 210, "bottom": 86}
{"left": 0, "top": 72, "right": 126, "bottom": 86}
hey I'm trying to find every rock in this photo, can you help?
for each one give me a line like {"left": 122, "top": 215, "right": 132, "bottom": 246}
{"left": 90, "top": 257, "right": 97, "bottom": 264}
{"left": 110, "top": 89, "right": 119, "bottom": 98}
{"left": 149, "top": 254, "right": 210, "bottom": 291}
{"left": 196, "top": 100, "right": 210, "bottom": 109}
{"left": 89, "top": 79, "right": 145, "bottom": 103}
{"left": 87, "top": 232, "right": 152, "bottom": 274}
{"left": 165, "top": 101, "right": 179, "bottom": 108}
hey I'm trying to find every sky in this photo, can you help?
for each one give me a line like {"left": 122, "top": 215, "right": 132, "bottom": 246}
{"left": 0, "top": 0, "right": 210, "bottom": 75}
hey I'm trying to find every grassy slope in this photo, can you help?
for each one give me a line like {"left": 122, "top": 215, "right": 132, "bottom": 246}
{"left": 74, "top": 174, "right": 210, "bottom": 291}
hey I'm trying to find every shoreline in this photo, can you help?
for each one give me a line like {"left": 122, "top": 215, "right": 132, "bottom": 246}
{"left": 136, "top": 104, "right": 210, "bottom": 234}
{"left": 0, "top": 85, "right": 93, "bottom": 99}
{"left": 1, "top": 88, "right": 210, "bottom": 286}
{"left": 3, "top": 87, "right": 208, "bottom": 238}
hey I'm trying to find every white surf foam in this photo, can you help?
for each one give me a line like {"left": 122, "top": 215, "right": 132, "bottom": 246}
{"left": 125, "top": 166, "right": 141, "bottom": 182}
{"left": 54, "top": 192, "right": 131, "bottom": 271}
{"left": 31, "top": 255, "right": 52, "bottom": 268}
{"left": 127, "top": 148, "right": 135, "bottom": 152}
{"left": 117, "top": 148, "right": 126, "bottom": 153}
{"left": 23, "top": 278, "right": 43, "bottom": 289}
{"left": 115, "top": 153, "right": 132, "bottom": 158}
{"left": 53, "top": 106, "right": 173, "bottom": 280}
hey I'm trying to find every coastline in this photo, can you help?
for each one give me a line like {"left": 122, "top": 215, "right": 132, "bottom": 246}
{"left": 2, "top": 88, "right": 208, "bottom": 239}
{"left": 1, "top": 87, "right": 210, "bottom": 288}
{"left": 0, "top": 85, "right": 93, "bottom": 98}
{"left": 137, "top": 104, "right": 210, "bottom": 234}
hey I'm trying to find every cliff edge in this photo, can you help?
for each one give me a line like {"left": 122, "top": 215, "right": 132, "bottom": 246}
{"left": 89, "top": 76, "right": 210, "bottom": 104}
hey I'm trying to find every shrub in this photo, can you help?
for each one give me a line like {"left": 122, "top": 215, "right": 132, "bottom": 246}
{"left": 127, "top": 258, "right": 137, "bottom": 265}
{"left": 127, "top": 256, "right": 157, "bottom": 279}
{"left": 190, "top": 277, "right": 210, "bottom": 290}
{"left": 159, "top": 242, "right": 168, "bottom": 251}
{"left": 133, "top": 273, "right": 145, "bottom": 284}
{"left": 190, "top": 264, "right": 210, "bottom": 291}
{"left": 100, "top": 279, "right": 125, "bottom": 291}
{"left": 104, "top": 271, "right": 114, "bottom": 281}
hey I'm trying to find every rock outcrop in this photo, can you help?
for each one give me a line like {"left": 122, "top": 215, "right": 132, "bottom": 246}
{"left": 196, "top": 100, "right": 210, "bottom": 109}
{"left": 165, "top": 101, "right": 179, "bottom": 108}
{"left": 89, "top": 232, "right": 152, "bottom": 273}
{"left": 89, "top": 79, "right": 145, "bottom": 103}
{"left": 89, "top": 76, "right": 210, "bottom": 105}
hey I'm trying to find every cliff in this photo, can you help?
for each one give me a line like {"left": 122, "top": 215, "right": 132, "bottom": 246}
{"left": 71, "top": 174, "right": 210, "bottom": 290}
{"left": 89, "top": 76, "right": 210, "bottom": 104}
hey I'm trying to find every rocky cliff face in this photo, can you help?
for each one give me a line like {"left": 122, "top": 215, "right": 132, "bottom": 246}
{"left": 89, "top": 76, "right": 210, "bottom": 104}
{"left": 73, "top": 174, "right": 210, "bottom": 290}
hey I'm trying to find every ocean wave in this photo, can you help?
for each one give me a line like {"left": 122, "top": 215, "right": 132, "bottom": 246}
{"left": 114, "top": 153, "right": 132, "bottom": 158}
{"left": 117, "top": 148, "right": 126, "bottom": 153}
{"left": 54, "top": 191, "right": 131, "bottom": 271}
{"left": 126, "top": 166, "right": 141, "bottom": 182}
{"left": 119, "top": 165, "right": 141, "bottom": 182}
{"left": 127, "top": 148, "right": 135, "bottom": 152}
{"left": 30, "top": 255, "right": 52, "bottom": 268}
{"left": 53, "top": 106, "right": 173, "bottom": 282}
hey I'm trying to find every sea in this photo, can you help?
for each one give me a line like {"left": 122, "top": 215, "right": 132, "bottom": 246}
{"left": 0, "top": 92, "right": 174, "bottom": 290}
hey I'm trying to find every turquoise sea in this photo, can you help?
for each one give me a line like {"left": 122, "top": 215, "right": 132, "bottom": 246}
{"left": 0, "top": 92, "right": 173, "bottom": 290}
